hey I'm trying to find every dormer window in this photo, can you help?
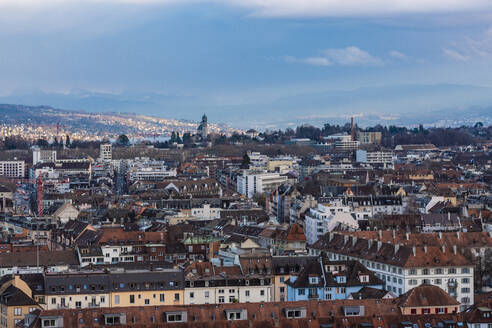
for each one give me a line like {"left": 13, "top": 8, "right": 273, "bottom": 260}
{"left": 359, "top": 275, "right": 369, "bottom": 283}
{"left": 309, "top": 277, "right": 319, "bottom": 284}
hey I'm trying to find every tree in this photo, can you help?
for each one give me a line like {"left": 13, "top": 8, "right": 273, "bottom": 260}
{"left": 65, "top": 135, "right": 71, "bottom": 147}
{"left": 117, "top": 134, "right": 130, "bottom": 146}
{"left": 242, "top": 153, "right": 251, "bottom": 167}
{"left": 37, "top": 138, "right": 49, "bottom": 147}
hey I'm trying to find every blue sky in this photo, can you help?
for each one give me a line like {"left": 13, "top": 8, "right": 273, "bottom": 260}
{"left": 1, "top": 1, "right": 492, "bottom": 128}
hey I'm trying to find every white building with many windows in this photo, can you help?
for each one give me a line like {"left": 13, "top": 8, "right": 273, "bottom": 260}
{"left": 0, "top": 161, "right": 25, "bottom": 178}
{"left": 309, "top": 233, "right": 474, "bottom": 310}
{"left": 236, "top": 170, "right": 288, "bottom": 198}
{"left": 304, "top": 203, "right": 356, "bottom": 245}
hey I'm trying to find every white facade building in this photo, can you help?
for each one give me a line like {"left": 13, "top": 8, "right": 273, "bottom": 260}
{"left": 32, "top": 147, "right": 57, "bottom": 165}
{"left": 99, "top": 143, "right": 112, "bottom": 161}
{"left": 0, "top": 161, "right": 25, "bottom": 178}
{"left": 304, "top": 203, "right": 357, "bottom": 245}
{"left": 236, "top": 170, "right": 288, "bottom": 198}
{"left": 356, "top": 150, "right": 394, "bottom": 165}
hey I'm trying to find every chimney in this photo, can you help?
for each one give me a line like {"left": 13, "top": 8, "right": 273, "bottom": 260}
{"left": 438, "top": 232, "right": 442, "bottom": 239}
{"left": 329, "top": 232, "right": 334, "bottom": 242}
{"left": 378, "top": 230, "right": 382, "bottom": 239}
{"left": 424, "top": 245, "right": 427, "bottom": 254}
{"left": 441, "top": 245, "right": 446, "bottom": 253}
{"left": 377, "top": 241, "right": 382, "bottom": 251}
{"left": 456, "top": 231, "right": 460, "bottom": 239}
{"left": 453, "top": 245, "right": 457, "bottom": 255}
{"left": 405, "top": 232, "right": 410, "bottom": 240}
{"left": 394, "top": 244, "right": 400, "bottom": 255}
{"left": 368, "top": 239, "right": 373, "bottom": 249}
{"left": 448, "top": 212, "right": 451, "bottom": 221}
{"left": 352, "top": 237, "right": 358, "bottom": 247}
{"left": 344, "top": 235, "right": 349, "bottom": 245}
{"left": 392, "top": 229, "right": 396, "bottom": 239}
{"left": 412, "top": 246, "right": 416, "bottom": 257}
{"left": 351, "top": 117, "right": 354, "bottom": 141}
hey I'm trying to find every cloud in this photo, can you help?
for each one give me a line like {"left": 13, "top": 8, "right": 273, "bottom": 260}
{"left": 286, "top": 47, "right": 383, "bottom": 67}
{"left": 443, "top": 27, "right": 492, "bottom": 61}
{"left": 389, "top": 50, "right": 408, "bottom": 60}
{"left": 2, "top": 0, "right": 492, "bottom": 18}
{"left": 442, "top": 48, "right": 469, "bottom": 61}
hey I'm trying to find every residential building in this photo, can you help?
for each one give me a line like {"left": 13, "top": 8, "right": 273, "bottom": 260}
{"left": 0, "top": 275, "right": 40, "bottom": 328}
{"left": 309, "top": 232, "right": 475, "bottom": 310}
{"left": 357, "top": 131, "right": 382, "bottom": 145}
{"left": 236, "top": 170, "right": 288, "bottom": 198}
{"left": 0, "top": 161, "right": 25, "bottom": 179}
{"left": 99, "top": 144, "right": 112, "bottom": 161}
{"left": 285, "top": 259, "right": 383, "bottom": 301}
{"left": 32, "top": 148, "right": 56, "bottom": 166}
{"left": 356, "top": 150, "right": 394, "bottom": 165}
{"left": 304, "top": 203, "right": 357, "bottom": 245}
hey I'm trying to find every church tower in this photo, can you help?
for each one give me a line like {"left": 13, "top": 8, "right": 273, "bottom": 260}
{"left": 198, "top": 113, "right": 208, "bottom": 139}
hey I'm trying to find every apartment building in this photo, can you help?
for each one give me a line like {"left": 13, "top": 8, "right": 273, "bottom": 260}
{"left": 0, "top": 161, "right": 25, "bottom": 179}
{"left": 236, "top": 170, "right": 288, "bottom": 198}
{"left": 32, "top": 148, "right": 56, "bottom": 166}
{"left": 356, "top": 150, "right": 394, "bottom": 165}
{"left": 286, "top": 259, "right": 383, "bottom": 301}
{"left": 183, "top": 262, "right": 272, "bottom": 305}
{"left": 357, "top": 131, "right": 382, "bottom": 145}
{"left": 304, "top": 203, "right": 357, "bottom": 245}
{"left": 43, "top": 270, "right": 184, "bottom": 310}
{"left": 99, "top": 144, "right": 112, "bottom": 161}
{"left": 0, "top": 276, "right": 40, "bottom": 328}
{"left": 309, "top": 233, "right": 474, "bottom": 310}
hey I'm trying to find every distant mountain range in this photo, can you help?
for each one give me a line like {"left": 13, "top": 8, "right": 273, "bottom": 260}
{"left": 0, "top": 83, "right": 492, "bottom": 130}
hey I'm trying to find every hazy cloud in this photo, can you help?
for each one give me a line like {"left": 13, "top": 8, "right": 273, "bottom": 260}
{"left": 389, "top": 50, "right": 408, "bottom": 60}
{"left": 2, "top": 0, "right": 492, "bottom": 18}
{"left": 443, "top": 27, "right": 492, "bottom": 61}
{"left": 286, "top": 47, "right": 383, "bottom": 67}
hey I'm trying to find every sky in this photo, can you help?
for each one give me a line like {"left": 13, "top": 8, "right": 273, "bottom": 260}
{"left": 1, "top": 0, "right": 492, "bottom": 128}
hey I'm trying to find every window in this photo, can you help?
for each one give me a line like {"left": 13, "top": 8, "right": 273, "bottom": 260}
{"left": 422, "top": 269, "right": 429, "bottom": 275}
{"left": 229, "top": 289, "right": 235, "bottom": 294}
{"left": 160, "top": 294, "right": 165, "bottom": 302}
{"left": 286, "top": 310, "right": 303, "bottom": 318}
{"left": 43, "top": 319, "right": 56, "bottom": 327}
{"left": 462, "top": 278, "right": 470, "bottom": 283}
{"left": 14, "top": 308, "right": 21, "bottom": 316}
{"left": 260, "top": 290, "right": 265, "bottom": 296}
{"left": 167, "top": 313, "right": 183, "bottom": 322}
{"left": 101, "top": 296, "right": 105, "bottom": 303}
{"left": 130, "top": 295, "right": 135, "bottom": 304}
{"left": 114, "top": 295, "right": 120, "bottom": 304}
{"left": 409, "top": 279, "right": 418, "bottom": 285}
{"left": 245, "top": 290, "right": 250, "bottom": 297}
{"left": 435, "top": 268, "right": 443, "bottom": 274}
{"left": 219, "top": 296, "right": 225, "bottom": 303}
{"left": 204, "top": 291, "right": 209, "bottom": 298}
{"left": 461, "top": 288, "right": 470, "bottom": 293}
{"left": 174, "top": 293, "right": 180, "bottom": 302}
{"left": 190, "top": 292, "right": 195, "bottom": 299}
{"left": 462, "top": 268, "right": 470, "bottom": 274}
{"left": 75, "top": 301, "right": 82, "bottom": 308}
{"left": 408, "top": 269, "right": 417, "bottom": 275}
{"left": 145, "top": 299, "right": 150, "bottom": 305}
{"left": 448, "top": 268, "right": 456, "bottom": 274}
{"left": 280, "top": 277, "right": 284, "bottom": 283}
{"left": 51, "top": 298, "right": 56, "bottom": 305}
{"left": 280, "top": 287, "right": 285, "bottom": 293}
{"left": 435, "top": 279, "right": 442, "bottom": 284}
{"left": 298, "top": 289, "right": 305, "bottom": 296}
{"left": 218, "top": 289, "right": 224, "bottom": 294}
